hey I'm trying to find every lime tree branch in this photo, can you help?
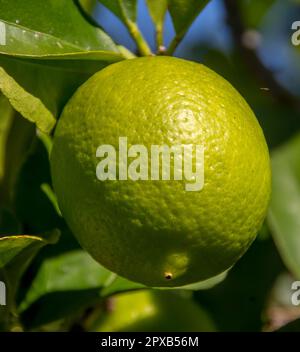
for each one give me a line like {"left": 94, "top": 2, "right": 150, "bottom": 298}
{"left": 124, "top": 20, "right": 153, "bottom": 56}
{"left": 165, "top": 32, "right": 185, "bottom": 56}
{"left": 224, "top": 0, "right": 300, "bottom": 111}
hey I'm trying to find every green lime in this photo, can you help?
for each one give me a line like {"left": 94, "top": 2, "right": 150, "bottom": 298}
{"left": 92, "top": 290, "right": 216, "bottom": 332}
{"left": 51, "top": 56, "right": 271, "bottom": 287}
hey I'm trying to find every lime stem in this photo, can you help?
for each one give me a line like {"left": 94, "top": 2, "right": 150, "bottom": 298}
{"left": 165, "top": 33, "right": 184, "bottom": 56}
{"left": 125, "top": 20, "right": 153, "bottom": 56}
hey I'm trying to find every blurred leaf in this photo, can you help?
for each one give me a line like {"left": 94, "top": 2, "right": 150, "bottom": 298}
{"left": 0, "top": 94, "right": 13, "bottom": 181}
{"left": 0, "top": 233, "right": 58, "bottom": 272}
{"left": 146, "top": 0, "right": 167, "bottom": 49}
{"left": 117, "top": 45, "right": 137, "bottom": 59}
{"left": 168, "top": 0, "right": 210, "bottom": 35}
{"left": 14, "top": 138, "right": 61, "bottom": 234}
{"left": 101, "top": 275, "right": 144, "bottom": 297}
{"left": 0, "top": 208, "right": 21, "bottom": 235}
{"left": 19, "top": 240, "right": 228, "bottom": 329}
{"left": 201, "top": 48, "right": 300, "bottom": 148}
{"left": 93, "top": 290, "right": 216, "bottom": 332}
{"left": 0, "top": 0, "right": 124, "bottom": 129}
{"left": 0, "top": 231, "right": 59, "bottom": 330}
{"left": 0, "top": 111, "right": 35, "bottom": 207}
{"left": 0, "top": 67, "right": 55, "bottom": 133}
{"left": 0, "top": 0, "right": 120, "bottom": 58}
{"left": 195, "top": 237, "right": 284, "bottom": 331}
{"left": 98, "top": 0, "right": 137, "bottom": 22}
{"left": 41, "top": 183, "right": 61, "bottom": 217}
{"left": 240, "top": 0, "right": 276, "bottom": 27}
{"left": 146, "top": 0, "right": 168, "bottom": 32}
{"left": 19, "top": 251, "right": 111, "bottom": 313}
{"left": 268, "top": 134, "right": 300, "bottom": 279}
{"left": 19, "top": 250, "right": 143, "bottom": 328}
{"left": 0, "top": 56, "right": 109, "bottom": 122}
{"left": 98, "top": 1, "right": 152, "bottom": 56}
{"left": 78, "top": 0, "right": 97, "bottom": 14}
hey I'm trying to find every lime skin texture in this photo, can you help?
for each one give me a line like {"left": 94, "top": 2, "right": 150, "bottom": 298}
{"left": 51, "top": 56, "right": 271, "bottom": 287}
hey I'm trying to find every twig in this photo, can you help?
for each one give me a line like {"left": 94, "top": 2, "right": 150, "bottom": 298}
{"left": 74, "top": 0, "right": 152, "bottom": 56}
{"left": 165, "top": 33, "right": 184, "bottom": 56}
{"left": 125, "top": 20, "right": 153, "bottom": 56}
{"left": 223, "top": 0, "right": 300, "bottom": 110}
{"left": 156, "top": 29, "right": 164, "bottom": 54}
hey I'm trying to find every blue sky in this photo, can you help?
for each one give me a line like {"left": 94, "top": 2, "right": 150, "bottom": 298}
{"left": 93, "top": 0, "right": 300, "bottom": 95}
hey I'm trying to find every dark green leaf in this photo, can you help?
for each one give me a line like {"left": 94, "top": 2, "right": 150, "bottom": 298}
{"left": 14, "top": 138, "right": 62, "bottom": 234}
{"left": 0, "top": 208, "right": 21, "bottom": 235}
{"left": 98, "top": 0, "right": 137, "bottom": 23}
{"left": 195, "top": 238, "right": 283, "bottom": 331}
{"left": 0, "top": 56, "right": 109, "bottom": 122}
{"left": 79, "top": 0, "right": 97, "bottom": 15}
{"left": 146, "top": 0, "right": 168, "bottom": 31}
{"left": 0, "top": 0, "right": 124, "bottom": 132}
{"left": 0, "top": 67, "right": 55, "bottom": 133}
{"left": 0, "top": 234, "right": 57, "bottom": 270}
{"left": 0, "top": 94, "right": 13, "bottom": 183}
{"left": 0, "top": 110, "right": 35, "bottom": 206}
{"left": 0, "top": 0, "right": 120, "bottom": 58}
{"left": 0, "top": 231, "right": 59, "bottom": 330}
{"left": 101, "top": 275, "right": 144, "bottom": 297}
{"left": 168, "top": 0, "right": 210, "bottom": 35}
{"left": 268, "top": 134, "right": 300, "bottom": 279}
{"left": 19, "top": 250, "right": 142, "bottom": 327}
{"left": 240, "top": 0, "right": 276, "bottom": 27}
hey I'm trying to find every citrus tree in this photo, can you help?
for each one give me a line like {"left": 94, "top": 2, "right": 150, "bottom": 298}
{"left": 0, "top": 0, "right": 300, "bottom": 332}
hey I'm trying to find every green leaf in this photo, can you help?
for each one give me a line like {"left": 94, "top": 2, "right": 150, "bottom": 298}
{"left": 0, "top": 56, "right": 109, "bottom": 123}
{"left": 240, "top": 0, "right": 276, "bottom": 27}
{"left": 0, "top": 0, "right": 121, "bottom": 59}
{"left": 168, "top": 0, "right": 210, "bottom": 35}
{"left": 101, "top": 275, "right": 144, "bottom": 297}
{"left": 19, "top": 241, "right": 224, "bottom": 329}
{"left": 98, "top": 0, "right": 137, "bottom": 23}
{"left": 175, "top": 270, "right": 228, "bottom": 290}
{"left": 0, "top": 94, "right": 14, "bottom": 183}
{"left": 195, "top": 238, "right": 283, "bottom": 331}
{"left": 14, "top": 138, "right": 62, "bottom": 234}
{"left": 19, "top": 250, "right": 143, "bottom": 327}
{"left": 0, "top": 0, "right": 124, "bottom": 132}
{"left": 0, "top": 231, "right": 59, "bottom": 330}
{"left": 0, "top": 109, "right": 35, "bottom": 207}
{"left": 0, "top": 234, "right": 58, "bottom": 270}
{"left": 0, "top": 67, "right": 55, "bottom": 133}
{"left": 79, "top": 0, "right": 97, "bottom": 14}
{"left": 0, "top": 208, "right": 21, "bottom": 235}
{"left": 268, "top": 134, "right": 300, "bottom": 279}
{"left": 97, "top": 1, "right": 152, "bottom": 56}
{"left": 146, "top": 0, "right": 168, "bottom": 50}
{"left": 146, "top": 0, "right": 168, "bottom": 31}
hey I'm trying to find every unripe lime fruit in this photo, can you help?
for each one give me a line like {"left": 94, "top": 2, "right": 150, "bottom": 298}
{"left": 51, "top": 56, "right": 271, "bottom": 287}
{"left": 92, "top": 290, "right": 216, "bottom": 332}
